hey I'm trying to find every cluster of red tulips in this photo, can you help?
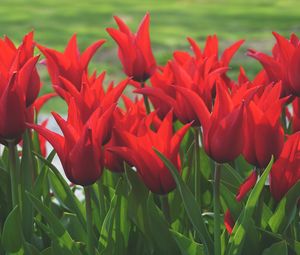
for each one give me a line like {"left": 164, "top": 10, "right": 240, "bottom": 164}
{"left": 0, "top": 13, "right": 299, "bottom": 255}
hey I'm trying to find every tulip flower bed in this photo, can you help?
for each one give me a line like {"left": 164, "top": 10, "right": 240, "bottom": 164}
{"left": 0, "top": 12, "right": 300, "bottom": 255}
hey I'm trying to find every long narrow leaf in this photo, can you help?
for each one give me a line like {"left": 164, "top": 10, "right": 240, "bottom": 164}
{"left": 154, "top": 148, "right": 213, "bottom": 255}
{"left": 33, "top": 152, "right": 86, "bottom": 230}
{"left": 226, "top": 157, "right": 274, "bottom": 255}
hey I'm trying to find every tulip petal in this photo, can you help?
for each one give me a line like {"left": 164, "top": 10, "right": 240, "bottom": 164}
{"left": 224, "top": 209, "right": 234, "bottom": 235}
{"left": 236, "top": 170, "right": 258, "bottom": 202}
{"left": 80, "top": 39, "right": 106, "bottom": 69}
{"left": 187, "top": 37, "right": 202, "bottom": 59}
{"left": 34, "top": 92, "right": 57, "bottom": 114}
{"left": 175, "top": 86, "right": 210, "bottom": 130}
{"left": 221, "top": 40, "right": 244, "bottom": 66}
{"left": 28, "top": 123, "right": 64, "bottom": 160}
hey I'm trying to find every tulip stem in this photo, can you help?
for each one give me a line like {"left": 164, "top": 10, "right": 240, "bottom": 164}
{"left": 281, "top": 108, "right": 287, "bottom": 132}
{"left": 8, "top": 141, "right": 19, "bottom": 209}
{"left": 140, "top": 81, "right": 151, "bottom": 114}
{"left": 194, "top": 127, "right": 201, "bottom": 207}
{"left": 84, "top": 186, "right": 95, "bottom": 255}
{"left": 214, "top": 162, "right": 222, "bottom": 255}
{"left": 97, "top": 180, "right": 106, "bottom": 226}
{"left": 161, "top": 195, "right": 171, "bottom": 224}
{"left": 8, "top": 141, "right": 29, "bottom": 251}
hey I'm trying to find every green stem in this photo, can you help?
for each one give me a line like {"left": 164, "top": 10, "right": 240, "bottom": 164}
{"left": 281, "top": 108, "right": 287, "bottom": 133}
{"left": 97, "top": 180, "right": 106, "bottom": 226}
{"left": 141, "top": 81, "right": 151, "bottom": 114}
{"left": 255, "top": 168, "right": 264, "bottom": 227}
{"left": 214, "top": 162, "right": 222, "bottom": 255}
{"left": 161, "top": 195, "right": 171, "bottom": 224}
{"left": 84, "top": 186, "right": 95, "bottom": 255}
{"left": 8, "top": 141, "right": 19, "bottom": 209}
{"left": 194, "top": 127, "right": 201, "bottom": 206}
{"left": 8, "top": 141, "right": 29, "bottom": 252}
{"left": 297, "top": 208, "right": 300, "bottom": 241}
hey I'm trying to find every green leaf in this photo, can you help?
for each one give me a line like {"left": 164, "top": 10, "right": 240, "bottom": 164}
{"left": 146, "top": 195, "right": 180, "bottom": 254}
{"left": 34, "top": 152, "right": 86, "bottom": 230}
{"left": 1, "top": 206, "right": 23, "bottom": 252}
{"left": 268, "top": 180, "right": 300, "bottom": 233}
{"left": 41, "top": 247, "right": 53, "bottom": 255}
{"left": 288, "top": 240, "right": 300, "bottom": 255}
{"left": 171, "top": 230, "right": 205, "bottom": 255}
{"left": 33, "top": 150, "right": 55, "bottom": 198}
{"left": 0, "top": 166, "right": 9, "bottom": 193}
{"left": 125, "top": 168, "right": 155, "bottom": 252}
{"left": 26, "top": 192, "right": 82, "bottom": 255}
{"left": 25, "top": 242, "right": 41, "bottom": 255}
{"left": 260, "top": 203, "right": 273, "bottom": 229}
{"left": 262, "top": 241, "right": 288, "bottom": 255}
{"left": 20, "top": 130, "right": 36, "bottom": 241}
{"left": 99, "top": 179, "right": 123, "bottom": 255}
{"left": 227, "top": 157, "right": 274, "bottom": 255}
{"left": 222, "top": 164, "right": 243, "bottom": 190}
{"left": 154, "top": 148, "right": 213, "bottom": 255}
{"left": 220, "top": 183, "right": 242, "bottom": 220}
{"left": 61, "top": 212, "right": 87, "bottom": 242}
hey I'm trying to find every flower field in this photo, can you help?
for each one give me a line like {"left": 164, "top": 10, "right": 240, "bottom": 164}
{"left": 0, "top": 7, "right": 299, "bottom": 255}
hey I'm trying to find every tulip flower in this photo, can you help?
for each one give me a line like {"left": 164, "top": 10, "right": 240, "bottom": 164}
{"left": 231, "top": 67, "right": 268, "bottom": 92}
{"left": 270, "top": 132, "right": 300, "bottom": 202}
{"left": 38, "top": 34, "right": 105, "bottom": 93}
{"left": 176, "top": 82, "right": 244, "bottom": 163}
{"left": 242, "top": 83, "right": 286, "bottom": 168}
{"left": 104, "top": 97, "right": 147, "bottom": 173}
{"left": 104, "top": 96, "right": 162, "bottom": 173}
{"left": 248, "top": 32, "right": 300, "bottom": 96}
{"left": 137, "top": 62, "right": 175, "bottom": 119}
{"left": 56, "top": 72, "right": 129, "bottom": 126}
{"left": 173, "top": 35, "right": 244, "bottom": 88}
{"left": 136, "top": 59, "right": 226, "bottom": 124}
{"left": 0, "top": 32, "right": 42, "bottom": 107}
{"left": 0, "top": 56, "right": 41, "bottom": 142}
{"left": 107, "top": 13, "right": 156, "bottom": 82}
{"left": 108, "top": 111, "right": 191, "bottom": 194}
{"left": 28, "top": 101, "right": 115, "bottom": 186}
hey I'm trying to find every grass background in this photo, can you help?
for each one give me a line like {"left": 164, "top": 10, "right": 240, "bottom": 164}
{"left": 1, "top": 0, "right": 300, "bottom": 112}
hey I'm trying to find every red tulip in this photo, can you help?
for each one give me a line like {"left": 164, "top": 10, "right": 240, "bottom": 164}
{"left": 270, "top": 132, "right": 300, "bottom": 202}
{"left": 0, "top": 32, "right": 41, "bottom": 107}
{"left": 174, "top": 35, "right": 244, "bottom": 89}
{"left": 104, "top": 96, "right": 162, "bottom": 173}
{"left": 107, "top": 13, "right": 156, "bottom": 82}
{"left": 136, "top": 59, "right": 226, "bottom": 124}
{"left": 176, "top": 82, "right": 244, "bottom": 163}
{"left": 0, "top": 33, "right": 41, "bottom": 142}
{"left": 28, "top": 102, "right": 115, "bottom": 186}
{"left": 38, "top": 34, "right": 105, "bottom": 93}
{"left": 56, "top": 72, "right": 129, "bottom": 127}
{"left": 232, "top": 67, "right": 268, "bottom": 92}
{"left": 139, "top": 62, "right": 175, "bottom": 120}
{"left": 243, "top": 83, "right": 286, "bottom": 168}
{"left": 108, "top": 111, "right": 191, "bottom": 194}
{"left": 104, "top": 97, "right": 148, "bottom": 173}
{"left": 248, "top": 32, "right": 300, "bottom": 96}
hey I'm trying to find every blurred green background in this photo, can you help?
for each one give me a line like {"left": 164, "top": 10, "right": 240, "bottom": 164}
{"left": 1, "top": 0, "right": 300, "bottom": 112}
